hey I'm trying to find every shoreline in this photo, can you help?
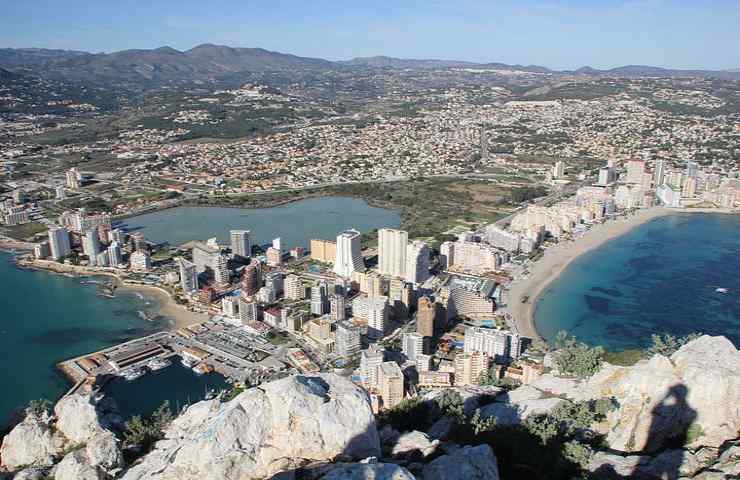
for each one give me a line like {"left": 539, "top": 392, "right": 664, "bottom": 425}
{"left": 14, "top": 257, "right": 205, "bottom": 329}
{"left": 506, "top": 207, "right": 738, "bottom": 344}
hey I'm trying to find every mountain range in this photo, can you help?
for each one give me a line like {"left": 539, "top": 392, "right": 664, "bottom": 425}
{"left": 1, "top": 44, "right": 738, "bottom": 87}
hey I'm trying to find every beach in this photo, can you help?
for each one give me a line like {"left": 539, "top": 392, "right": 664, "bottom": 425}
{"left": 117, "top": 282, "right": 208, "bottom": 328}
{"left": 505, "top": 207, "right": 674, "bottom": 343}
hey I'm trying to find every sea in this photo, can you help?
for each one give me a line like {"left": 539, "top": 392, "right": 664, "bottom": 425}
{"left": 534, "top": 213, "right": 740, "bottom": 351}
{"left": 0, "top": 196, "right": 400, "bottom": 427}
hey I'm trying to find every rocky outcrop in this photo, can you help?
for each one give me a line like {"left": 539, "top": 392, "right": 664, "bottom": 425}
{"left": 480, "top": 385, "right": 565, "bottom": 425}
{"left": 319, "top": 463, "right": 416, "bottom": 479}
{"left": 0, "top": 394, "right": 122, "bottom": 477}
{"left": 389, "top": 430, "right": 439, "bottom": 458}
{"left": 0, "top": 414, "right": 64, "bottom": 469}
{"left": 122, "top": 374, "right": 380, "bottom": 480}
{"left": 422, "top": 444, "right": 500, "bottom": 480}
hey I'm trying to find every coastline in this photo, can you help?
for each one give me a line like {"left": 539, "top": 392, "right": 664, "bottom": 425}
{"left": 14, "top": 257, "right": 205, "bottom": 329}
{"left": 505, "top": 207, "right": 674, "bottom": 343}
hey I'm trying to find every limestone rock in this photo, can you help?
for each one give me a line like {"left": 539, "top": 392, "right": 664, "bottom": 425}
{"left": 53, "top": 450, "right": 103, "bottom": 480}
{"left": 390, "top": 430, "right": 439, "bottom": 458}
{"left": 575, "top": 336, "right": 740, "bottom": 452}
{"left": 480, "top": 386, "right": 564, "bottom": 426}
{"left": 422, "top": 444, "right": 499, "bottom": 480}
{"left": 0, "top": 414, "right": 64, "bottom": 469}
{"left": 528, "top": 373, "right": 581, "bottom": 397}
{"left": 427, "top": 416, "right": 456, "bottom": 441}
{"left": 122, "top": 374, "right": 380, "bottom": 480}
{"left": 319, "top": 463, "right": 416, "bottom": 480}
{"left": 12, "top": 467, "right": 50, "bottom": 480}
{"left": 715, "top": 444, "right": 740, "bottom": 476}
{"left": 378, "top": 425, "right": 400, "bottom": 446}
{"left": 53, "top": 394, "right": 109, "bottom": 444}
{"left": 589, "top": 449, "right": 702, "bottom": 479}
{"left": 85, "top": 430, "right": 123, "bottom": 470}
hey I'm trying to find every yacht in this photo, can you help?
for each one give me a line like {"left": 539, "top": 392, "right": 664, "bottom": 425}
{"left": 147, "top": 358, "right": 171, "bottom": 371}
{"left": 121, "top": 367, "right": 146, "bottom": 381}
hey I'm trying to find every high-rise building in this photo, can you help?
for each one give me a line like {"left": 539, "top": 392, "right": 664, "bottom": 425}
{"left": 402, "top": 332, "right": 424, "bottom": 362}
{"left": 463, "top": 327, "right": 521, "bottom": 362}
{"left": 310, "top": 281, "right": 329, "bottom": 316}
{"left": 439, "top": 241, "right": 454, "bottom": 270}
{"left": 272, "top": 237, "right": 282, "bottom": 252}
{"left": 95, "top": 251, "right": 109, "bottom": 267}
{"left": 192, "top": 241, "right": 221, "bottom": 274}
{"left": 360, "top": 345, "right": 385, "bottom": 386}
{"left": 333, "top": 229, "right": 364, "bottom": 278}
{"left": 598, "top": 167, "right": 616, "bottom": 186}
{"left": 378, "top": 228, "right": 408, "bottom": 278}
{"left": 65, "top": 168, "right": 81, "bottom": 189}
{"left": 33, "top": 242, "right": 50, "bottom": 260}
{"left": 130, "top": 251, "right": 152, "bottom": 272}
{"left": 335, "top": 321, "right": 362, "bottom": 358}
{"left": 238, "top": 297, "right": 259, "bottom": 325}
{"left": 106, "top": 242, "right": 122, "bottom": 268}
{"left": 377, "top": 362, "right": 405, "bottom": 410}
{"left": 48, "top": 225, "right": 71, "bottom": 260}
{"left": 405, "top": 240, "right": 429, "bottom": 284}
{"left": 417, "top": 296, "right": 436, "bottom": 337}
{"left": 309, "top": 239, "right": 336, "bottom": 263}
{"left": 416, "top": 354, "right": 432, "bottom": 373}
{"left": 685, "top": 161, "right": 699, "bottom": 179}
{"left": 110, "top": 228, "right": 125, "bottom": 244}
{"left": 266, "top": 247, "right": 282, "bottom": 266}
{"left": 625, "top": 160, "right": 646, "bottom": 184}
{"left": 330, "top": 294, "right": 346, "bottom": 321}
{"left": 230, "top": 230, "right": 251, "bottom": 259}
{"left": 367, "top": 295, "right": 388, "bottom": 339}
{"left": 454, "top": 352, "right": 489, "bottom": 386}
{"left": 241, "top": 258, "right": 261, "bottom": 296}
{"left": 212, "top": 254, "right": 230, "bottom": 286}
{"left": 178, "top": 258, "right": 199, "bottom": 293}
{"left": 654, "top": 160, "right": 666, "bottom": 187}
{"left": 264, "top": 271, "right": 284, "bottom": 296}
{"left": 81, "top": 229, "right": 100, "bottom": 266}
{"left": 552, "top": 161, "right": 565, "bottom": 179}
{"left": 221, "top": 296, "right": 239, "bottom": 317}
{"left": 284, "top": 274, "right": 304, "bottom": 300}
{"left": 682, "top": 177, "right": 698, "bottom": 198}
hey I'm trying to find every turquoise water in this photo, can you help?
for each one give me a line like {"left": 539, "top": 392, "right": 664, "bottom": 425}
{"left": 0, "top": 259, "right": 166, "bottom": 427}
{"left": 534, "top": 213, "right": 740, "bottom": 351}
{"left": 121, "top": 196, "right": 401, "bottom": 247}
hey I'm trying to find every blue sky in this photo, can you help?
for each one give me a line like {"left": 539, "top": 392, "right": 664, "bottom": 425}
{"left": 1, "top": 0, "right": 739, "bottom": 70}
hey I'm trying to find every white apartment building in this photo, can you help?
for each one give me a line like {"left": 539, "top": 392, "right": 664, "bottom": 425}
{"left": 378, "top": 228, "right": 408, "bottom": 278}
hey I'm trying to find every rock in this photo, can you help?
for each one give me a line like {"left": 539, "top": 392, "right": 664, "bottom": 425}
{"left": 427, "top": 416, "right": 456, "bottom": 441}
{"left": 0, "top": 414, "right": 64, "bottom": 469}
{"left": 122, "top": 374, "right": 380, "bottom": 480}
{"left": 422, "top": 444, "right": 499, "bottom": 480}
{"left": 575, "top": 336, "right": 740, "bottom": 452}
{"left": 480, "top": 396, "right": 564, "bottom": 426}
{"left": 53, "top": 450, "right": 103, "bottom": 480}
{"left": 496, "top": 384, "right": 543, "bottom": 403}
{"left": 715, "top": 444, "right": 740, "bottom": 476}
{"left": 528, "top": 373, "right": 581, "bottom": 398}
{"left": 319, "top": 463, "right": 415, "bottom": 479}
{"left": 589, "top": 449, "right": 702, "bottom": 479}
{"left": 85, "top": 430, "right": 123, "bottom": 470}
{"left": 390, "top": 430, "right": 439, "bottom": 458}
{"left": 12, "top": 467, "right": 50, "bottom": 480}
{"left": 691, "top": 472, "right": 729, "bottom": 480}
{"left": 53, "top": 394, "right": 109, "bottom": 444}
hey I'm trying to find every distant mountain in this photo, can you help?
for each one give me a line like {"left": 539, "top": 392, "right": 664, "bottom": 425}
{"left": 342, "top": 55, "right": 551, "bottom": 73}
{"left": 0, "top": 67, "right": 20, "bottom": 80}
{"left": 573, "top": 64, "right": 740, "bottom": 80}
{"left": 0, "top": 44, "right": 336, "bottom": 87}
{"left": 1, "top": 45, "right": 738, "bottom": 87}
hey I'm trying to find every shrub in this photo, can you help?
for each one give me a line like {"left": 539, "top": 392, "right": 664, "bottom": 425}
{"left": 647, "top": 333, "right": 702, "bottom": 357}
{"left": 123, "top": 401, "right": 174, "bottom": 453}
{"left": 554, "top": 331, "right": 604, "bottom": 378}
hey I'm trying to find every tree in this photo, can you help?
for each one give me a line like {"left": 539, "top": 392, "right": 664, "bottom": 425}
{"left": 647, "top": 333, "right": 702, "bottom": 357}
{"left": 123, "top": 401, "right": 174, "bottom": 453}
{"left": 26, "top": 399, "right": 52, "bottom": 419}
{"left": 554, "top": 331, "right": 604, "bottom": 378}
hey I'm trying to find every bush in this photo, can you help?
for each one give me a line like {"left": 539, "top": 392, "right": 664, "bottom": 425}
{"left": 123, "top": 401, "right": 174, "bottom": 453}
{"left": 647, "top": 333, "right": 702, "bottom": 357}
{"left": 554, "top": 331, "right": 604, "bottom": 378}
{"left": 26, "top": 399, "right": 52, "bottom": 419}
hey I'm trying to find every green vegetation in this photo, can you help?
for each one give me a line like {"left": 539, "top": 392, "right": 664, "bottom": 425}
{"left": 603, "top": 349, "right": 646, "bottom": 366}
{"left": 647, "top": 333, "right": 703, "bottom": 357}
{"left": 554, "top": 331, "right": 604, "bottom": 378}
{"left": 123, "top": 401, "right": 174, "bottom": 454}
{"left": 1, "top": 221, "right": 48, "bottom": 240}
{"left": 26, "top": 398, "right": 52, "bottom": 419}
{"left": 685, "top": 422, "right": 704, "bottom": 445}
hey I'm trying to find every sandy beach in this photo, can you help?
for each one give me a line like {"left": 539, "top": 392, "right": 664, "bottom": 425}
{"left": 505, "top": 207, "right": 674, "bottom": 343}
{"left": 114, "top": 283, "right": 208, "bottom": 329}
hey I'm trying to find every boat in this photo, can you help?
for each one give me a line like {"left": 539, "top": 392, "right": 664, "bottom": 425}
{"left": 121, "top": 367, "right": 146, "bottom": 381}
{"left": 716, "top": 288, "right": 729, "bottom": 294}
{"left": 193, "top": 363, "right": 214, "bottom": 375}
{"left": 147, "top": 358, "right": 172, "bottom": 371}
{"left": 181, "top": 357, "right": 197, "bottom": 368}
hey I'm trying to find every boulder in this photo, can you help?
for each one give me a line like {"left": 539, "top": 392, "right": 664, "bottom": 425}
{"left": 715, "top": 444, "right": 740, "bottom": 476}
{"left": 122, "top": 374, "right": 380, "bottom": 480}
{"left": 85, "top": 430, "right": 123, "bottom": 470}
{"left": 12, "top": 467, "right": 50, "bottom": 480}
{"left": 378, "top": 425, "right": 400, "bottom": 447}
{"left": 575, "top": 336, "right": 740, "bottom": 452}
{"left": 480, "top": 397, "right": 564, "bottom": 426}
{"left": 427, "top": 416, "right": 456, "bottom": 441}
{"left": 319, "top": 463, "right": 415, "bottom": 479}
{"left": 0, "top": 414, "right": 64, "bottom": 469}
{"left": 589, "top": 449, "right": 702, "bottom": 479}
{"left": 528, "top": 373, "right": 581, "bottom": 397}
{"left": 52, "top": 450, "right": 103, "bottom": 480}
{"left": 390, "top": 430, "right": 439, "bottom": 458}
{"left": 54, "top": 394, "right": 109, "bottom": 444}
{"left": 422, "top": 444, "right": 499, "bottom": 480}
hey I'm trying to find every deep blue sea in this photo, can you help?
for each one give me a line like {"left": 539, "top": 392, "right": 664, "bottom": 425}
{"left": 534, "top": 213, "right": 740, "bottom": 351}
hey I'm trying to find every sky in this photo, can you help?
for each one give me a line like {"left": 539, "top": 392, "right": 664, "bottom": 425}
{"left": 1, "top": 0, "right": 739, "bottom": 71}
